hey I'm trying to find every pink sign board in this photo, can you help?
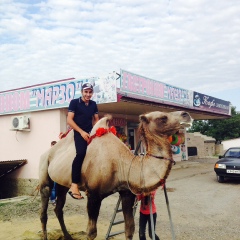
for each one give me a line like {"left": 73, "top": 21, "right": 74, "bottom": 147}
{"left": 120, "top": 69, "right": 193, "bottom": 107}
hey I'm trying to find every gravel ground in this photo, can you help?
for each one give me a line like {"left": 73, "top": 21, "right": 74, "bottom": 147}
{"left": 1, "top": 158, "right": 240, "bottom": 240}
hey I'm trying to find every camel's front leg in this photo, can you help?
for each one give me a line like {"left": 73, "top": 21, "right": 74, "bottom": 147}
{"left": 54, "top": 184, "right": 72, "bottom": 240}
{"left": 86, "top": 193, "right": 102, "bottom": 240}
{"left": 120, "top": 191, "right": 136, "bottom": 240}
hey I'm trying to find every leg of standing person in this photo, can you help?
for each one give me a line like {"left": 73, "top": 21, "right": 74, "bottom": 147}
{"left": 68, "top": 133, "right": 87, "bottom": 199}
{"left": 50, "top": 182, "right": 56, "bottom": 204}
{"left": 139, "top": 212, "right": 148, "bottom": 240}
{"left": 50, "top": 140, "right": 57, "bottom": 204}
{"left": 148, "top": 213, "right": 160, "bottom": 240}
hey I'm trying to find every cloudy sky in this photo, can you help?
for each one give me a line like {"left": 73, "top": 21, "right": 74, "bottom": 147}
{"left": 1, "top": 0, "right": 240, "bottom": 111}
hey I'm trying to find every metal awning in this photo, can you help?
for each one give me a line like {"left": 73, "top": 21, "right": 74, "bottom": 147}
{"left": 98, "top": 95, "right": 231, "bottom": 122}
{"left": 0, "top": 159, "right": 27, "bottom": 178}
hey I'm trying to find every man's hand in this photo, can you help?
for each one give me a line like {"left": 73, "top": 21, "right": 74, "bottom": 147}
{"left": 80, "top": 130, "right": 90, "bottom": 142}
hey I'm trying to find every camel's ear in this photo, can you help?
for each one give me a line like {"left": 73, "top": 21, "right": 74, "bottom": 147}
{"left": 139, "top": 114, "right": 149, "bottom": 124}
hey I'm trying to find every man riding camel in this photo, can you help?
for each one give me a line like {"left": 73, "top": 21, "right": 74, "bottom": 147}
{"left": 67, "top": 82, "right": 99, "bottom": 199}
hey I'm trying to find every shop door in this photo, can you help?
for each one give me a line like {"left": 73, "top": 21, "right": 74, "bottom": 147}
{"left": 128, "top": 129, "right": 135, "bottom": 150}
{"left": 188, "top": 147, "right": 197, "bottom": 156}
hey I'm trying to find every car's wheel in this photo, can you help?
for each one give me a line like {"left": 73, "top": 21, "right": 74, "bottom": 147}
{"left": 217, "top": 175, "right": 224, "bottom": 183}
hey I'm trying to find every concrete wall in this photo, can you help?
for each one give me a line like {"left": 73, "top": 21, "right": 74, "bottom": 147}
{"left": 221, "top": 138, "right": 240, "bottom": 151}
{"left": 215, "top": 144, "right": 224, "bottom": 155}
{"left": 0, "top": 177, "right": 38, "bottom": 198}
{"left": 186, "top": 132, "right": 216, "bottom": 158}
{"left": 204, "top": 142, "right": 215, "bottom": 157}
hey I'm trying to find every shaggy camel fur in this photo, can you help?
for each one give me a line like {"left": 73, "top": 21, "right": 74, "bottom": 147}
{"left": 39, "top": 111, "right": 192, "bottom": 240}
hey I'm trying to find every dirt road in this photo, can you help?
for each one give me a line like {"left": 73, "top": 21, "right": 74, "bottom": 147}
{"left": 1, "top": 159, "right": 240, "bottom": 240}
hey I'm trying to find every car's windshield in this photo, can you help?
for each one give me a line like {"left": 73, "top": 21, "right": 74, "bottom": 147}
{"left": 225, "top": 149, "right": 240, "bottom": 158}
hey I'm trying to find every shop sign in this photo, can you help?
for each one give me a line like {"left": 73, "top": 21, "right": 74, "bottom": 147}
{"left": 164, "top": 84, "right": 192, "bottom": 106}
{"left": 120, "top": 69, "right": 193, "bottom": 107}
{"left": 193, "top": 92, "right": 230, "bottom": 114}
{"left": 0, "top": 73, "right": 117, "bottom": 115}
{"left": 109, "top": 118, "right": 127, "bottom": 126}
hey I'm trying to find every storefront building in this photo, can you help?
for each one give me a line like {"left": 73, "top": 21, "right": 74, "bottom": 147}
{"left": 0, "top": 69, "right": 231, "bottom": 197}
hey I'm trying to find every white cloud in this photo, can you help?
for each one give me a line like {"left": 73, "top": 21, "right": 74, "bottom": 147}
{"left": 0, "top": 0, "right": 239, "bottom": 110}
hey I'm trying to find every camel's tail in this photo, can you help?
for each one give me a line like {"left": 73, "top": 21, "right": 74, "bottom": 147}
{"left": 30, "top": 184, "right": 40, "bottom": 202}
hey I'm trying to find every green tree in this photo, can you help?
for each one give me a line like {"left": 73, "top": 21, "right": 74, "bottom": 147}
{"left": 188, "top": 107, "right": 240, "bottom": 143}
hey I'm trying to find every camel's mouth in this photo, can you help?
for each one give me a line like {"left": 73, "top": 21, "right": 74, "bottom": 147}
{"left": 180, "top": 122, "right": 192, "bottom": 128}
{"left": 160, "top": 120, "right": 193, "bottom": 135}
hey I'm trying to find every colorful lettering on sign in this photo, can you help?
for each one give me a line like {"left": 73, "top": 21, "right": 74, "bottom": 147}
{"left": 193, "top": 91, "right": 230, "bottom": 114}
{"left": 121, "top": 70, "right": 194, "bottom": 106}
{"left": 216, "top": 103, "right": 229, "bottom": 110}
{"left": 166, "top": 85, "right": 188, "bottom": 102}
{"left": 0, "top": 74, "right": 116, "bottom": 115}
{"left": 109, "top": 118, "right": 127, "bottom": 126}
{"left": 202, "top": 96, "right": 216, "bottom": 108}
{"left": 32, "top": 82, "right": 76, "bottom": 108}
{"left": 0, "top": 91, "right": 30, "bottom": 113}
{"left": 121, "top": 71, "right": 164, "bottom": 98}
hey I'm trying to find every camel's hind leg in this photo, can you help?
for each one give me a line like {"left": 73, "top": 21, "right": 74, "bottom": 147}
{"left": 39, "top": 181, "right": 53, "bottom": 240}
{"left": 120, "top": 191, "right": 136, "bottom": 240}
{"left": 54, "top": 184, "right": 73, "bottom": 240}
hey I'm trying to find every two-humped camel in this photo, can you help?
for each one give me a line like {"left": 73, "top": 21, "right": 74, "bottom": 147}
{"left": 39, "top": 111, "right": 192, "bottom": 240}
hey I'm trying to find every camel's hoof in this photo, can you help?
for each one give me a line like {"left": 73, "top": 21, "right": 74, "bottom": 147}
{"left": 87, "top": 232, "right": 97, "bottom": 240}
{"left": 64, "top": 233, "right": 73, "bottom": 240}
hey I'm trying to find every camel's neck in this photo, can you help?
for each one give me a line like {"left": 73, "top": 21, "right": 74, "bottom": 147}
{"left": 144, "top": 134, "right": 172, "bottom": 160}
{"left": 120, "top": 154, "right": 172, "bottom": 195}
{"left": 116, "top": 135, "right": 174, "bottom": 195}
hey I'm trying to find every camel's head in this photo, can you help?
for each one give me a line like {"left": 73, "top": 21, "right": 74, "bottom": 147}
{"left": 139, "top": 111, "right": 193, "bottom": 136}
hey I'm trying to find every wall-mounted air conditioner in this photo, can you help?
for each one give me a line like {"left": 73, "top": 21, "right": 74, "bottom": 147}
{"left": 10, "top": 115, "right": 30, "bottom": 131}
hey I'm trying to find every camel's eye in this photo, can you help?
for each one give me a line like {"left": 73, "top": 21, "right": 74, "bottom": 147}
{"left": 157, "top": 116, "right": 168, "bottom": 124}
{"left": 181, "top": 112, "right": 189, "bottom": 118}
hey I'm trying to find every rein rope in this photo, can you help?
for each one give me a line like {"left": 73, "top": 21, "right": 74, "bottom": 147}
{"left": 126, "top": 140, "right": 144, "bottom": 196}
{"left": 127, "top": 140, "right": 174, "bottom": 196}
{"left": 147, "top": 153, "right": 176, "bottom": 165}
{"left": 127, "top": 155, "right": 145, "bottom": 196}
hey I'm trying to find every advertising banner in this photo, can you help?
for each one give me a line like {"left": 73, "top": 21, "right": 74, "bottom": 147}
{"left": 120, "top": 69, "right": 193, "bottom": 107}
{"left": 193, "top": 92, "right": 230, "bottom": 114}
{"left": 0, "top": 73, "right": 117, "bottom": 115}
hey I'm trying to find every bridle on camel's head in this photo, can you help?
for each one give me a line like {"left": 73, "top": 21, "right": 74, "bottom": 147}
{"left": 139, "top": 129, "right": 175, "bottom": 165}
{"left": 138, "top": 134, "right": 176, "bottom": 165}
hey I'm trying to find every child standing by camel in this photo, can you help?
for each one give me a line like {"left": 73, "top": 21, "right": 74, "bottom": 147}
{"left": 137, "top": 190, "right": 160, "bottom": 240}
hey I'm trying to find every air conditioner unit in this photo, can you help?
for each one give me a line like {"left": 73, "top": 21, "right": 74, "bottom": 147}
{"left": 10, "top": 115, "right": 30, "bottom": 131}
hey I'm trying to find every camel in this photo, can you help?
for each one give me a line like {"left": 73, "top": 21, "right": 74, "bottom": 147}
{"left": 39, "top": 111, "right": 192, "bottom": 240}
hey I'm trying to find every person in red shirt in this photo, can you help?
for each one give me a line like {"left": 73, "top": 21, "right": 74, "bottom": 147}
{"left": 137, "top": 190, "right": 160, "bottom": 240}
